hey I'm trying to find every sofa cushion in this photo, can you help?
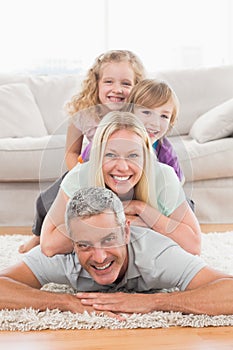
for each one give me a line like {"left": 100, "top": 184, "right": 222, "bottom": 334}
{"left": 189, "top": 98, "right": 233, "bottom": 143}
{"left": 183, "top": 177, "right": 233, "bottom": 224}
{"left": 154, "top": 65, "right": 233, "bottom": 136}
{"left": 0, "top": 83, "right": 48, "bottom": 138}
{"left": 169, "top": 135, "right": 233, "bottom": 182}
{"left": 28, "top": 75, "right": 82, "bottom": 135}
{"left": 0, "top": 135, "right": 67, "bottom": 181}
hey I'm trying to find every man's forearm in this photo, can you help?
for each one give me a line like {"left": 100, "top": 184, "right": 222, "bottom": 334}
{"left": 0, "top": 277, "right": 73, "bottom": 311}
{"left": 78, "top": 278, "right": 233, "bottom": 316}
{"left": 156, "top": 278, "right": 233, "bottom": 315}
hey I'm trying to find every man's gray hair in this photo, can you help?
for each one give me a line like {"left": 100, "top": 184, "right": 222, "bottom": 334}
{"left": 65, "top": 187, "right": 126, "bottom": 235}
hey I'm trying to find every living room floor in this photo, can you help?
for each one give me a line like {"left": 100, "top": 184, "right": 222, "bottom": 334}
{"left": 1, "top": 223, "right": 233, "bottom": 235}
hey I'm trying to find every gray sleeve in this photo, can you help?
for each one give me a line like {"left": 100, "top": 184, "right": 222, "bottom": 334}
{"left": 22, "top": 246, "right": 75, "bottom": 286}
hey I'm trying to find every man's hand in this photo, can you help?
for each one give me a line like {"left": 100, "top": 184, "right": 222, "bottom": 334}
{"left": 76, "top": 292, "right": 156, "bottom": 314}
{"left": 66, "top": 293, "right": 125, "bottom": 320}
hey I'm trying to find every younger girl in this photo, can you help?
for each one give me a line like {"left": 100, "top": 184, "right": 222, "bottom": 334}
{"left": 126, "top": 78, "right": 184, "bottom": 182}
{"left": 19, "top": 50, "right": 145, "bottom": 253}
{"left": 125, "top": 79, "right": 194, "bottom": 209}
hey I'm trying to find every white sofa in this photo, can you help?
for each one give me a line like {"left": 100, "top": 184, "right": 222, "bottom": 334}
{"left": 0, "top": 65, "right": 233, "bottom": 226}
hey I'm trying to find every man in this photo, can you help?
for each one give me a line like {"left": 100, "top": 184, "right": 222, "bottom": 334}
{"left": 0, "top": 187, "right": 232, "bottom": 317}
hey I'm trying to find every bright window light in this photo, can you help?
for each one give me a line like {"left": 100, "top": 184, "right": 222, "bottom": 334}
{"left": 0, "top": 0, "right": 232, "bottom": 74}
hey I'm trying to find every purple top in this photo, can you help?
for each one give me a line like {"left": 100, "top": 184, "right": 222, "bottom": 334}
{"left": 152, "top": 138, "right": 184, "bottom": 182}
{"left": 81, "top": 137, "right": 184, "bottom": 182}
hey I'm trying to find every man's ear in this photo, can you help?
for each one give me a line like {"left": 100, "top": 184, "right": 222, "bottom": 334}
{"left": 124, "top": 220, "right": 131, "bottom": 244}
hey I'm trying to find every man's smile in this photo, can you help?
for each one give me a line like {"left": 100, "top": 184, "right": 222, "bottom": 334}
{"left": 91, "top": 261, "right": 114, "bottom": 271}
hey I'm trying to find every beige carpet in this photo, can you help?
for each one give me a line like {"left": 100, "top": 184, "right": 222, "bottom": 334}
{"left": 0, "top": 232, "right": 232, "bottom": 331}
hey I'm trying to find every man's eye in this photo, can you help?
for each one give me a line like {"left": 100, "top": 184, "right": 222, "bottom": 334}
{"left": 102, "top": 235, "right": 118, "bottom": 246}
{"left": 76, "top": 243, "right": 90, "bottom": 250}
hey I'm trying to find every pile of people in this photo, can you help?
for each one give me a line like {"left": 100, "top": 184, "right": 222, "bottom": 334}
{"left": 0, "top": 50, "right": 232, "bottom": 317}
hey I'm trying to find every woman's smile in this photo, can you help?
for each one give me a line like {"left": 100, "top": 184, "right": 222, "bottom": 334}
{"left": 111, "top": 175, "right": 132, "bottom": 182}
{"left": 102, "top": 129, "right": 144, "bottom": 197}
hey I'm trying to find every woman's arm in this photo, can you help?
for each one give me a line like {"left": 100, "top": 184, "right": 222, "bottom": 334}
{"left": 65, "top": 122, "right": 83, "bottom": 170}
{"left": 40, "top": 189, "right": 73, "bottom": 256}
{"left": 123, "top": 200, "right": 201, "bottom": 255}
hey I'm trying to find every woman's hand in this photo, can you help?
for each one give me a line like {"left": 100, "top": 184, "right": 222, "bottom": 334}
{"left": 123, "top": 199, "right": 201, "bottom": 255}
{"left": 123, "top": 200, "right": 148, "bottom": 227}
{"left": 123, "top": 199, "right": 145, "bottom": 216}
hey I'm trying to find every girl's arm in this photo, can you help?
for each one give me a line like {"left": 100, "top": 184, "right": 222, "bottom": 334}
{"left": 65, "top": 123, "right": 84, "bottom": 170}
{"left": 40, "top": 189, "right": 73, "bottom": 256}
{"left": 123, "top": 200, "right": 201, "bottom": 255}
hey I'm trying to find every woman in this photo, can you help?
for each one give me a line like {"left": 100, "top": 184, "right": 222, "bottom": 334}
{"left": 41, "top": 111, "right": 201, "bottom": 256}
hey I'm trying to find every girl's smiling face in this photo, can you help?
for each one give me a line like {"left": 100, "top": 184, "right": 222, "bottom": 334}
{"left": 98, "top": 61, "right": 135, "bottom": 110}
{"left": 102, "top": 129, "right": 144, "bottom": 200}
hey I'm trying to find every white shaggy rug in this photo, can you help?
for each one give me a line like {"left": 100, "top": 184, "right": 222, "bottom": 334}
{"left": 0, "top": 232, "right": 232, "bottom": 331}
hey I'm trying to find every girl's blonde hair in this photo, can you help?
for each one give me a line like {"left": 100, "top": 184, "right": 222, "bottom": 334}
{"left": 126, "top": 78, "right": 179, "bottom": 130}
{"left": 89, "top": 111, "right": 157, "bottom": 208}
{"left": 66, "top": 50, "right": 146, "bottom": 116}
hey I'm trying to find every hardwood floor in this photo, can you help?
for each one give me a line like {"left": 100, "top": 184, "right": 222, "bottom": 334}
{"left": 0, "top": 327, "right": 233, "bottom": 350}
{"left": 0, "top": 224, "right": 232, "bottom": 349}
{"left": 1, "top": 223, "right": 233, "bottom": 235}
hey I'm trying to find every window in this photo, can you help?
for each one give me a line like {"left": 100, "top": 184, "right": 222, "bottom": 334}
{"left": 0, "top": 0, "right": 232, "bottom": 74}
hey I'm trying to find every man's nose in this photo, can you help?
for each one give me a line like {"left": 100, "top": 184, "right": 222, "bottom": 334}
{"left": 91, "top": 247, "right": 107, "bottom": 263}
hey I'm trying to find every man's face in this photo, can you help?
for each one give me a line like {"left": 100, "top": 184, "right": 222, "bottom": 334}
{"left": 70, "top": 211, "right": 130, "bottom": 285}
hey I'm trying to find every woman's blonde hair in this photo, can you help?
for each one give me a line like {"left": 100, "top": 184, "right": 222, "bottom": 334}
{"left": 126, "top": 78, "right": 179, "bottom": 130}
{"left": 89, "top": 111, "right": 157, "bottom": 208}
{"left": 66, "top": 50, "right": 146, "bottom": 116}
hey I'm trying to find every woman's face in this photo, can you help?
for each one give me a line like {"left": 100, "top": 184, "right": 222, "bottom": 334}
{"left": 102, "top": 129, "right": 144, "bottom": 199}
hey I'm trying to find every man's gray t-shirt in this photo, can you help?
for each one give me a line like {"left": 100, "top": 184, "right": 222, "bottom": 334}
{"left": 23, "top": 227, "right": 206, "bottom": 292}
